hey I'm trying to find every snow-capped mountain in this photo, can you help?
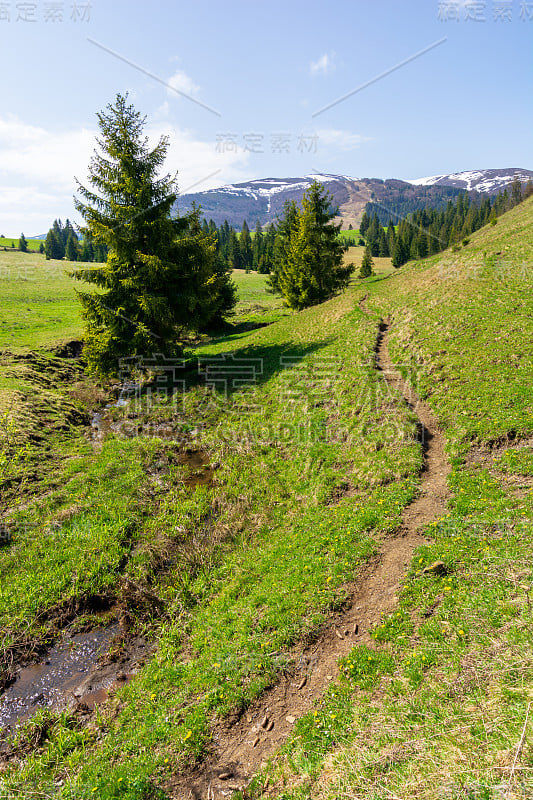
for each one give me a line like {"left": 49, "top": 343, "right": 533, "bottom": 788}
{"left": 408, "top": 168, "right": 533, "bottom": 194}
{"left": 177, "top": 173, "right": 354, "bottom": 228}
{"left": 178, "top": 168, "right": 532, "bottom": 228}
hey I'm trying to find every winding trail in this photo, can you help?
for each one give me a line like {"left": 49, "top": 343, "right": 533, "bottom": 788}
{"left": 169, "top": 314, "right": 451, "bottom": 800}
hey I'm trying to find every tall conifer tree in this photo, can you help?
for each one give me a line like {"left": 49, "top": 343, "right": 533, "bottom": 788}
{"left": 72, "top": 94, "right": 235, "bottom": 377}
{"left": 274, "top": 182, "right": 352, "bottom": 310}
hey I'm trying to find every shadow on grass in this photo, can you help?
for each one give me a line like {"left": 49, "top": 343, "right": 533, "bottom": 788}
{"left": 120, "top": 336, "right": 337, "bottom": 406}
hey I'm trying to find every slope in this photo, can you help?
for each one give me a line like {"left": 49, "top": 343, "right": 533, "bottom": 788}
{"left": 258, "top": 198, "right": 533, "bottom": 800}
{"left": 0, "top": 200, "right": 531, "bottom": 800}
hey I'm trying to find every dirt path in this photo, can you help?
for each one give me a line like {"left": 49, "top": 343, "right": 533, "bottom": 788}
{"left": 169, "top": 318, "right": 451, "bottom": 800}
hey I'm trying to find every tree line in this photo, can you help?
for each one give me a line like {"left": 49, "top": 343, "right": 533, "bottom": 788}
{"left": 360, "top": 176, "right": 533, "bottom": 267}
{"left": 43, "top": 219, "right": 108, "bottom": 262}
{"left": 200, "top": 218, "right": 277, "bottom": 274}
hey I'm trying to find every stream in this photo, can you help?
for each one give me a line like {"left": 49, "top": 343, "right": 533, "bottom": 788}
{"left": 0, "top": 624, "right": 149, "bottom": 747}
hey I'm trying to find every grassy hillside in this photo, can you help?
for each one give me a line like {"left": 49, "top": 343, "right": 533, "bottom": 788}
{"left": 0, "top": 251, "right": 84, "bottom": 352}
{"left": 343, "top": 245, "right": 393, "bottom": 277}
{"left": 261, "top": 197, "right": 533, "bottom": 800}
{"left": 0, "top": 238, "right": 43, "bottom": 252}
{"left": 0, "top": 200, "right": 531, "bottom": 799}
{"left": 0, "top": 258, "right": 284, "bottom": 520}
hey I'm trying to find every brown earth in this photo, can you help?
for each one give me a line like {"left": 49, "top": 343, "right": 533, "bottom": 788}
{"left": 167, "top": 316, "right": 451, "bottom": 799}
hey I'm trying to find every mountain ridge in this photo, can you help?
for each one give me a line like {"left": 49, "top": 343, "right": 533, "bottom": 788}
{"left": 178, "top": 167, "right": 533, "bottom": 229}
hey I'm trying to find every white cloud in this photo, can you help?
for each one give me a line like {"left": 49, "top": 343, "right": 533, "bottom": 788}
{"left": 0, "top": 114, "right": 251, "bottom": 236}
{"left": 310, "top": 52, "right": 336, "bottom": 76}
{"left": 0, "top": 186, "right": 65, "bottom": 236}
{"left": 315, "top": 128, "right": 370, "bottom": 151}
{"left": 166, "top": 69, "right": 200, "bottom": 99}
{"left": 148, "top": 122, "right": 251, "bottom": 195}
{"left": 0, "top": 115, "right": 95, "bottom": 189}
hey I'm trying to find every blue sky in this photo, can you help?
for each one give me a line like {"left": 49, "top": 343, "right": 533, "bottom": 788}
{"left": 1, "top": 0, "right": 531, "bottom": 234}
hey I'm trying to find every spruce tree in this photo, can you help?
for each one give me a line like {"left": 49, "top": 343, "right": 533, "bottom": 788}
{"left": 416, "top": 231, "right": 428, "bottom": 258}
{"left": 274, "top": 182, "right": 352, "bottom": 310}
{"left": 94, "top": 243, "right": 107, "bottom": 263}
{"left": 359, "top": 210, "right": 370, "bottom": 237}
{"left": 80, "top": 239, "right": 93, "bottom": 262}
{"left": 261, "top": 226, "right": 276, "bottom": 274}
{"left": 511, "top": 176, "right": 522, "bottom": 207}
{"left": 239, "top": 220, "right": 253, "bottom": 272}
{"left": 386, "top": 220, "right": 396, "bottom": 252}
{"left": 378, "top": 227, "right": 389, "bottom": 257}
{"left": 252, "top": 220, "right": 264, "bottom": 271}
{"left": 55, "top": 222, "right": 66, "bottom": 256}
{"left": 269, "top": 200, "right": 299, "bottom": 293}
{"left": 391, "top": 238, "right": 406, "bottom": 268}
{"left": 63, "top": 219, "right": 77, "bottom": 247}
{"left": 228, "top": 229, "right": 242, "bottom": 270}
{"left": 359, "top": 246, "right": 374, "bottom": 278}
{"left": 72, "top": 93, "right": 235, "bottom": 377}
{"left": 65, "top": 234, "right": 79, "bottom": 261}
{"left": 44, "top": 227, "right": 64, "bottom": 260}
{"left": 44, "top": 230, "right": 54, "bottom": 260}
{"left": 18, "top": 233, "right": 28, "bottom": 253}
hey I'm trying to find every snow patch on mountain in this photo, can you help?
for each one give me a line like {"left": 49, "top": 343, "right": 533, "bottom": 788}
{"left": 408, "top": 168, "right": 533, "bottom": 194}
{"left": 202, "top": 173, "right": 355, "bottom": 203}
{"left": 408, "top": 174, "right": 445, "bottom": 187}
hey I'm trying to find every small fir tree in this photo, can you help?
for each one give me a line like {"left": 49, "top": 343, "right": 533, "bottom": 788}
{"left": 359, "top": 246, "right": 374, "bottom": 278}
{"left": 274, "top": 182, "right": 352, "bottom": 310}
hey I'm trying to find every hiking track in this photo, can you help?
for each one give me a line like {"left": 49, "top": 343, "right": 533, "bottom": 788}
{"left": 170, "top": 310, "right": 451, "bottom": 800}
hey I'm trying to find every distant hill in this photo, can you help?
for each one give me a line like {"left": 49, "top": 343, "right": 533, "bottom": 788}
{"left": 178, "top": 168, "right": 532, "bottom": 229}
{"left": 408, "top": 167, "right": 533, "bottom": 193}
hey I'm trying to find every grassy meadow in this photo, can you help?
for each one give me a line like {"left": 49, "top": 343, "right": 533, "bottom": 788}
{"left": 0, "top": 238, "right": 43, "bottom": 252}
{"left": 343, "top": 244, "right": 393, "bottom": 276}
{"left": 0, "top": 201, "right": 532, "bottom": 799}
{"left": 258, "top": 198, "right": 533, "bottom": 800}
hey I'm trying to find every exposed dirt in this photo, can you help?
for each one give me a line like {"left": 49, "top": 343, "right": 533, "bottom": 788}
{"left": 463, "top": 435, "right": 533, "bottom": 499}
{"left": 166, "top": 318, "right": 451, "bottom": 799}
{"left": 465, "top": 434, "right": 533, "bottom": 466}
{"left": 0, "top": 618, "right": 151, "bottom": 759}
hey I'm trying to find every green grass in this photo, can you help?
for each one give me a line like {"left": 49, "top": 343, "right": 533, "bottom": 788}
{"left": 0, "top": 237, "right": 44, "bottom": 252}
{"left": 0, "top": 256, "right": 285, "bottom": 510}
{"left": 0, "top": 253, "right": 283, "bottom": 354}
{"left": 338, "top": 229, "right": 360, "bottom": 241}
{"left": 0, "top": 251, "right": 84, "bottom": 352}
{"left": 248, "top": 198, "right": 533, "bottom": 800}
{"left": 0, "top": 276, "right": 422, "bottom": 798}
{"left": 0, "top": 201, "right": 532, "bottom": 799}
{"left": 218, "top": 268, "right": 287, "bottom": 328}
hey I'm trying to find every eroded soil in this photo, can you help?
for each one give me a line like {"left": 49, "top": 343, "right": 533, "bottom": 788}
{"left": 0, "top": 621, "right": 150, "bottom": 757}
{"left": 167, "top": 319, "right": 451, "bottom": 799}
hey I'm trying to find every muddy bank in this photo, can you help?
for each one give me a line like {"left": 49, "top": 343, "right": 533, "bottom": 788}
{"left": 0, "top": 623, "right": 150, "bottom": 752}
{"left": 90, "top": 401, "right": 216, "bottom": 488}
{"left": 167, "top": 316, "right": 452, "bottom": 800}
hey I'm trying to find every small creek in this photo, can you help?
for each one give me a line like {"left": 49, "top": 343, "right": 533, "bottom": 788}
{"left": 0, "top": 625, "right": 148, "bottom": 747}
{"left": 0, "top": 385, "right": 215, "bottom": 744}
